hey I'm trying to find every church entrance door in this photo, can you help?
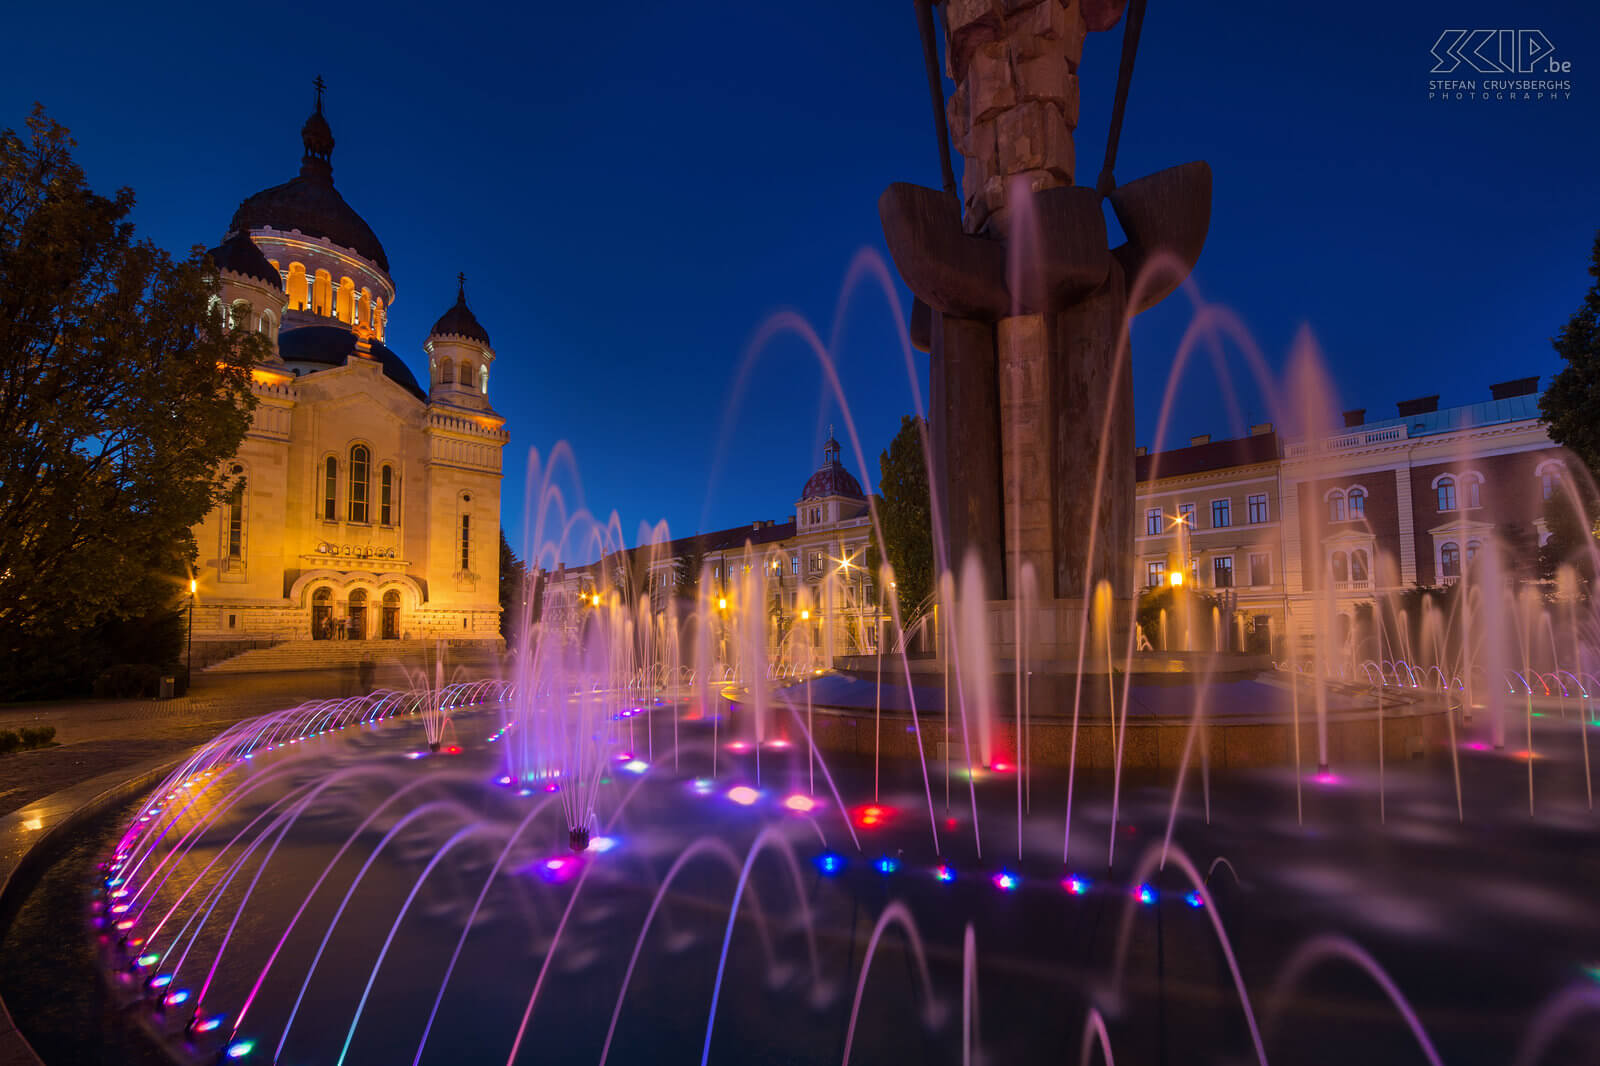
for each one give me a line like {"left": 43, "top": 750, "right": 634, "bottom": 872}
{"left": 381, "top": 590, "right": 400, "bottom": 640}
{"left": 312, "top": 587, "right": 333, "bottom": 640}
{"left": 348, "top": 589, "right": 368, "bottom": 641}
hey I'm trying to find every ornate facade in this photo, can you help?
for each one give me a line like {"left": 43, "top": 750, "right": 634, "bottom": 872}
{"left": 190, "top": 87, "right": 507, "bottom": 649}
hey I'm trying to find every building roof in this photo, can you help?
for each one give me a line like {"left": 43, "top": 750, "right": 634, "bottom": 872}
{"left": 1136, "top": 431, "right": 1279, "bottom": 481}
{"left": 1352, "top": 391, "right": 1543, "bottom": 439}
{"left": 800, "top": 437, "right": 866, "bottom": 501}
{"left": 429, "top": 277, "right": 491, "bottom": 346}
{"left": 228, "top": 98, "right": 390, "bottom": 272}
{"left": 277, "top": 325, "right": 426, "bottom": 401}
{"left": 207, "top": 231, "right": 283, "bottom": 290}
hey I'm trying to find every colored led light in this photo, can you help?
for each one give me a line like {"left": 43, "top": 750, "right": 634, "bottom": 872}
{"left": 1183, "top": 890, "right": 1204, "bottom": 909}
{"left": 149, "top": 975, "right": 172, "bottom": 989}
{"left": 226, "top": 1040, "right": 255, "bottom": 1059}
{"left": 992, "top": 871, "right": 1019, "bottom": 892}
{"left": 727, "top": 786, "right": 760, "bottom": 806}
{"left": 1063, "top": 875, "right": 1090, "bottom": 896}
{"left": 622, "top": 759, "right": 649, "bottom": 774}
{"left": 853, "top": 804, "right": 894, "bottom": 829}
{"left": 815, "top": 851, "right": 845, "bottom": 876}
{"left": 934, "top": 864, "right": 955, "bottom": 883}
{"left": 193, "top": 1017, "right": 223, "bottom": 1033}
{"left": 875, "top": 856, "right": 899, "bottom": 875}
{"left": 164, "top": 989, "right": 190, "bottom": 1006}
{"left": 782, "top": 794, "right": 817, "bottom": 813}
{"left": 1136, "top": 884, "right": 1157, "bottom": 905}
{"left": 588, "top": 835, "right": 618, "bottom": 853}
{"left": 691, "top": 778, "right": 715, "bottom": 795}
{"left": 136, "top": 953, "right": 159, "bottom": 967}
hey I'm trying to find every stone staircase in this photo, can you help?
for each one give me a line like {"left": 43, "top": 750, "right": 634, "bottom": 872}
{"left": 204, "top": 639, "right": 504, "bottom": 675}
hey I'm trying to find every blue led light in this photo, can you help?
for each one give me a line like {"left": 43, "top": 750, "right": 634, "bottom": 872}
{"left": 1183, "top": 890, "right": 1204, "bottom": 909}
{"left": 875, "top": 856, "right": 899, "bottom": 876}
{"left": 815, "top": 851, "right": 846, "bottom": 876}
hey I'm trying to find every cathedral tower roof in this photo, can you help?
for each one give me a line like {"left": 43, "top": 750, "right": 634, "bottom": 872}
{"left": 429, "top": 275, "right": 492, "bottom": 347}
{"left": 800, "top": 434, "right": 866, "bottom": 501}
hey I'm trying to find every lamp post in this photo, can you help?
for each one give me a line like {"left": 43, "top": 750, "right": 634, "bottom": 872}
{"left": 186, "top": 578, "right": 197, "bottom": 683}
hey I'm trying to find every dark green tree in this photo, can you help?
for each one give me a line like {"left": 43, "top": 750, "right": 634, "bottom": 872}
{"left": 674, "top": 539, "right": 707, "bottom": 606}
{"left": 0, "top": 106, "right": 266, "bottom": 696}
{"left": 1540, "top": 229, "right": 1600, "bottom": 473}
{"left": 499, "top": 529, "right": 526, "bottom": 644}
{"left": 873, "top": 414, "right": 933, "bottom": 621}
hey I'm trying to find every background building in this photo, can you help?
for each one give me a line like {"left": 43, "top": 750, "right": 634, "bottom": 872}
{"left": 1136, "top": 377, "right": 1572, "bottom": 655}
{"left": 190, "top": 89, "right": 507, "bottom": 657}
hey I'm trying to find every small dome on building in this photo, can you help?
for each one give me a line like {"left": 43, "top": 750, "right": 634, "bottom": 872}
{"left": 228, "top": 83, "right": 389, "bottom": 272}
{"left": 800, "top": 436, "right": 865, "bottom": 501}
{"left": 429, "top": 275, "right": 491, "bottom": 347}
{"left": 277, "top": 324, "right": 427, "bottom": 401}
{"left": 206, "top": 231, "right": 283, "bottom": 290}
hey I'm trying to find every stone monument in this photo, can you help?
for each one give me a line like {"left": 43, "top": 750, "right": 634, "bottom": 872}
{"left": 880, "top": 0, "right": 1210, "bottom": 661}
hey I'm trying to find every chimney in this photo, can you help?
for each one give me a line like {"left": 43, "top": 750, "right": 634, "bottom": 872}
{"left": 1489, "top": 376, "right": 1539, "bottom": 400}
{"left": 1396, "top": 395, "right": 1439, "bottom": 417}
{"left": 1189, "top": 434, "right": 1211, "bottom": 447}
{"left": 1250, "top": 422, "right": 1274, "bottom": 436}
{"left": 1342, "top": 409, "right": 1365, "bottom": 428}
{"left": 1134, "top": 445, "right": 1148, "bottom": 457}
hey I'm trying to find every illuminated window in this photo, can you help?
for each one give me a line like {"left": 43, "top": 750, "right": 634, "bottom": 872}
{"left": 480, "top": 364, "right": 489, "bottom": 394}
{"left": 348, "top": 445, "right": 369, "bottom": 523}
{"left": 379, "top": 464, "right": 395, "bottom": 526}
{"left": 1146, "top": 560, "right": 1165, "bottom": 587}
{"left": 336, "top": 277, "right": 355, "bottom": 323}
{"left": 1145, "top": 508, "right": 1161, "bottom": 536}
{"left": 1177, "top": 503, "right": 1195, "bottom": 528}
{"left": 286, "top": 263, "right": 308, "bottom": 311}
{"left": 313, "top": 269, "right": 332, "bottom": 316}
{"left": 322, "top": 456, "right": 337, "bottom": 521}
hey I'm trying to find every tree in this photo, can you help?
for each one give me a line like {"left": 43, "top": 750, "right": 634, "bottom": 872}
{"left": 499, "top": 529, "right": 526, "bottom": 645}
{"left": 1540, "top": 228, "right": 1600, "bottom": 473}
{"left": 0, "top": 106, "right": 266, "bottom": 696}
{"left": 674, "top": 538, "right": 707, "bottom": 606}
{"left": 874, "top": 414, "right": 934, "bottom": 621}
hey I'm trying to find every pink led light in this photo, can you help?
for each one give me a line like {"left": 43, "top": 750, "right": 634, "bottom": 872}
{"left": 782, "top": 794, "right": 817, "bottom": 813}
{"left": 727, "top": 786, "right": 760, "bottom": 806}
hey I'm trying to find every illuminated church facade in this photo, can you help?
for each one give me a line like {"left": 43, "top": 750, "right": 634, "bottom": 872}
{"left": 190, "top": 84, "right": 507, "bottom": 649}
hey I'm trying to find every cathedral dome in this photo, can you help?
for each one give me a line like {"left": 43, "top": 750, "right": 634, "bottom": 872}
{"left": 429, "top": 276, "right": 491, "bottom": 347}
{"left": 277, "top": 324, "right": 426, "bottom": 401}
{"left": 228, "top": 89, "right": 389, "bottom": 272}
{"left": 800, "top": 436, "right": 866, "bottom": 501}
{"left": 206, "top": 231, "right": 283, "bottom": 290}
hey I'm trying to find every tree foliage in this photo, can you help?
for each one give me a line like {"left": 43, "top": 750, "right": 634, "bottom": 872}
{"left": 873, "top": 414, "right": 933, "bottom": 621}
{"left": 1540, "top": 228, "right": 1600, "bottom": 474}
{"left": 499, "top": 529, "right": 526, "bottom": 644}
{"left": 0, "top": 106, "right": 266, "bottom": 695}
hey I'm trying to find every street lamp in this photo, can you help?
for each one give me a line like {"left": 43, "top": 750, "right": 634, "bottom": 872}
{"left": 186, "top": 578, "right": 197, "bottom": 683}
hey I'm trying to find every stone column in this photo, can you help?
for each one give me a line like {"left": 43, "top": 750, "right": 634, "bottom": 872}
{"left": 997, "top": 313, "right": 1054, "bottom": 597}
{"left": 936, "top": 313, "right": 1006, "bottom": 599}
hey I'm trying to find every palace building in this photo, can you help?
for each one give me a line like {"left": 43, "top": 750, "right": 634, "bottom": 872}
{"left": 190, "top": 85, "right": 507, "bottom": 654}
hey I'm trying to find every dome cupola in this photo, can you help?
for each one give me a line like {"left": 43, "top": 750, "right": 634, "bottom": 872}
{"left": 426, "top": 274, "right": 496, "bottom": 407}
{"left": 801, "top": 434, "right": 866, "bottom": 502}
{"left": 207, "top": 231, "right": 283, "bottom": 291}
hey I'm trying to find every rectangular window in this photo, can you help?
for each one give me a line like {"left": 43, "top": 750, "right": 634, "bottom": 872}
{"left": 1145, "top": 508, "right": 1162, "bottom": 536}
{"left": 1178, "top": 503, "right": 1196, "bottom": 528}
{"left": 809, "top": 552, "right": 823, "bottom": 574}
{"left": 1247, "top": 494, "right": 1268, "bottom": 524}
{"left": 460, "top": 514, "right": 470, "bottom": 571}
{"left": 323, "top": 457, "right": 337, "bottom": 521}
{"left": 1146, "top": 560, "right": 1166, "bottom": 587}
{"left": 1211, "top": 498, "right": 1231, "bottom": 528}
{"left": 227, "top": 490, "right": 243, "bottom": 560}
{"left": 1250, "top": 552, "right": 1271, "bottom": 587}
{"left": 792, "top": 555, "right": 799, "bottom": 575}
{"left": 1213, "top": 555, "right": 1234, "bottom": 588}
{"left": 348, "top": 447, "right": 369, "bottom": 524}
{"left": 380, "top": 466, "right": 394, "bottom": 526}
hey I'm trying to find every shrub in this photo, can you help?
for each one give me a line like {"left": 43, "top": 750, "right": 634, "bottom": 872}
{"left": 18, "top": 726, "right": 55, "bottom": 749}
{"left": 92, "top": 663, "right": 162, "bottom": 699}
{"left": 0, "top": 730, "right": 19, "bottom": 755}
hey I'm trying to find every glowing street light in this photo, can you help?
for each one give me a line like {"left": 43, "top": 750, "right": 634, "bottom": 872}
{"left": 800, "top": 609, "right": 810, "bottom": 621}
{"left": 718, "top": 597, "right": 728, "bottom": 611}
{"left": 1169, "top": 571, "right": 1184, "bottom": 588}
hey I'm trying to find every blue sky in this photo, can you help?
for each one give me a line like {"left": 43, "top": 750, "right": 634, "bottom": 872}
{"left": 5, "top": 1, "right": 1597, "bottom": 562}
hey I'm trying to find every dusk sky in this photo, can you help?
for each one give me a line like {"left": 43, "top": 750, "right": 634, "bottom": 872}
{"left": 5, "top": 1, "right": 1597, "bottom": 564}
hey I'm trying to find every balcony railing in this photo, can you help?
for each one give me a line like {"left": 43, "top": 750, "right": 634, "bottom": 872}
{"left": 1286, "top": 424, "right": 1408, "bottom": 458}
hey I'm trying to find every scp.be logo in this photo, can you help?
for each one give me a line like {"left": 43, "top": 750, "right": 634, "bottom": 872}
{"left": 1430, "top": 30, "right": 1570, "bottom": 74}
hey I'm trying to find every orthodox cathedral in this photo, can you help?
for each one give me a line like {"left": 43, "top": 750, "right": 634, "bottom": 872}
{"left": 190, "top": 83, "right": 506, "bottom": 650}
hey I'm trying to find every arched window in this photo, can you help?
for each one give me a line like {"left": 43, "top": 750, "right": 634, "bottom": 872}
{"left": 322, "top": 455, "right": 338, "bottom": 521}
{"left": 460, "top": 513, "right": 472, "bottom": 571}
{"left": 1348, "top": 488, "right": 1366, "bottom": 518}
{"left": 259, "top": 310, "right": 276, "bottom": 340}
{"left": 1328, "top": 491, "right": 1346, "bottom": 523}
{"left": 1441, "top": 542, "right": 1461, "bottom": 579}
{"left": 1467, "top": 478, "right": 1481, "bottom": 508}
{"left": 359, "top": 288, "right": 372, "bottom": 329}
{"left": 479, "top": 364, "right": 489, "bottom": 394}
{"left": 1466, "top": 540, "right": 1481, "bottom": 563}
{"left": 1436, "top": 477, "right": 1456, "bottom": 512}
{"left": 348, "top": 445, "right": 370, "bottom": 523}
{"left": 441, "top": 359, "right": 454, "bottom": 385}
{"left": 1331, "top": 551, "right": 1349, "bottom": 583}
{"left": 1350, "top": 549, "right": 1369, "bottom": 584}
{"left": 229, "top": 300, "right": 251, "bottom": 330}
{"left": 379, "top": 464, "right": 395, "bottom": 526}
{"left": 460, "top": 360, "right": 473, "bottom": 387}
{"left": 286, "top": 263, "right": 308, "bottom": 311}
{"left": 373, "top": 298, "right": 385, "bottom": 340}
{"left": 312, "top": 269, "right": 333, "bottom": 316}
{"left": 336, "top": 277, "right": 355, "bottom": 323}
{"left": 381, "top": 588, "right": 401, "bottom": 640}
